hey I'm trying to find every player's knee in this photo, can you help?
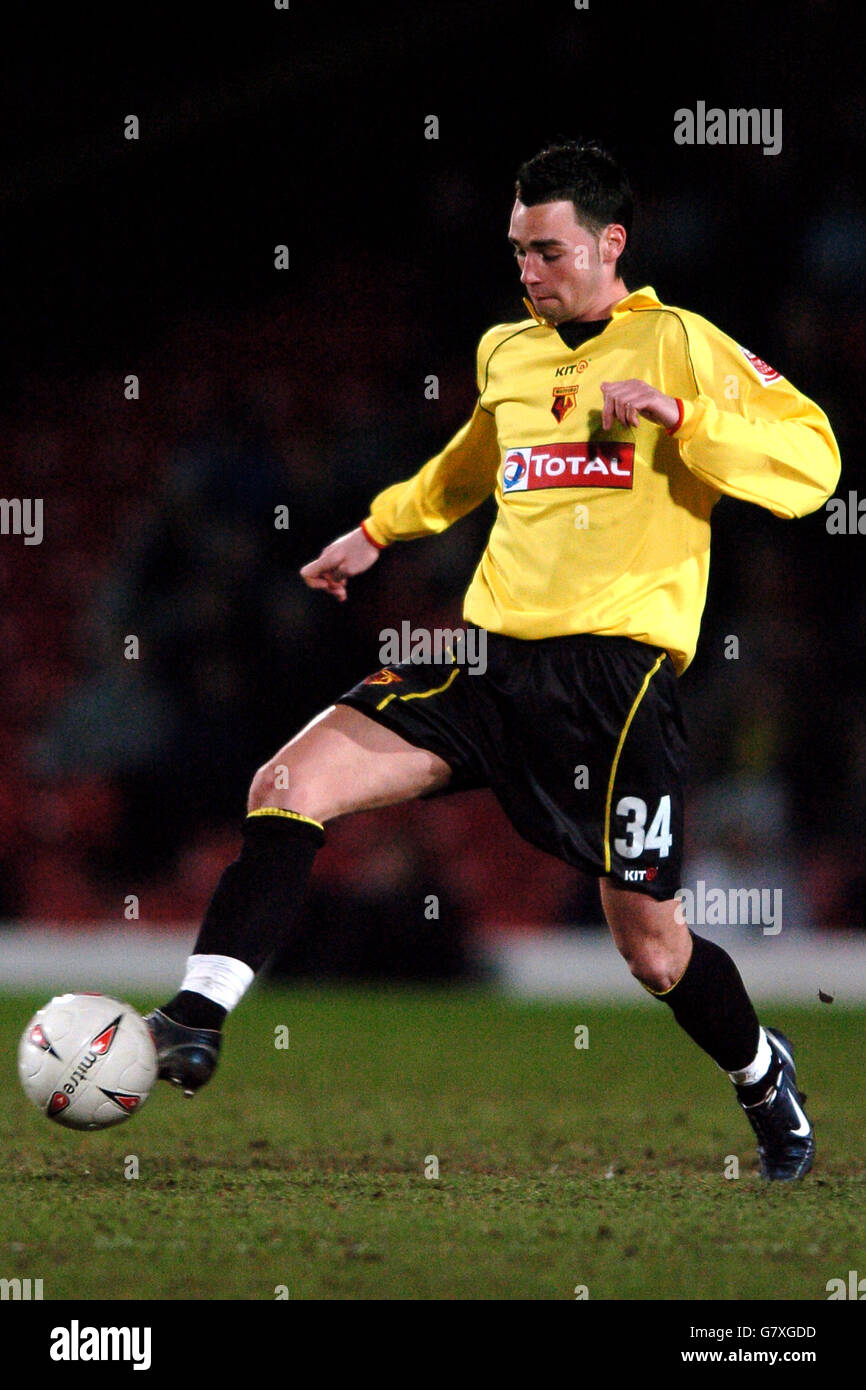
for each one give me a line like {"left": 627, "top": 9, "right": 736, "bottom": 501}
{"left": 603, "top": 884, "right": 689, "bottom": 990}
{"left": 613, "top": 923, "right": 687, "bottom": 992}
{"left": 623, "top": 946, "right": 681, "bottom": 994}
{"left": 247, "top": 758, "right": 321, "bottom": 819}
{"left": 247, "top": 762, "right": 281, "bottom": 813}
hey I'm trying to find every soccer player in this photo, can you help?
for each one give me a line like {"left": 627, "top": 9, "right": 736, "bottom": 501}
{"left": 146, "top": 141, "right": 840, "bottom": 1181}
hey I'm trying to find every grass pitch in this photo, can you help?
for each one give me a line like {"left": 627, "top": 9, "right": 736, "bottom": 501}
{"left": 0, "top": 987, "right": 862, "bottom": 1301}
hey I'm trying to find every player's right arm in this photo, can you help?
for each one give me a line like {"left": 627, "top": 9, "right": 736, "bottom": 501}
{"left": 299, "top": 524, "right": 383, "bottom": 603}
{"left": 360, "top": 398, "right": 499, "bottom": 546}
{"left": 300, "top": 330, "right": 502, "bottom": 599}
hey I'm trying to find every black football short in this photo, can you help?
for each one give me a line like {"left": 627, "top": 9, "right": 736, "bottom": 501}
{"left": 337, "top": 628, "right": 687, "bottom": 900}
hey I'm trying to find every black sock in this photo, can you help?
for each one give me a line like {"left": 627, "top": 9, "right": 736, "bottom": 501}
{"left": 653, "top": 930, "right": 760, "bottom": 1072}
{"left": 161, "top": 991, "right": 227, "bottom": 1031}
{"left": 162, "top": 809, "right": 325, "bottom": 1028}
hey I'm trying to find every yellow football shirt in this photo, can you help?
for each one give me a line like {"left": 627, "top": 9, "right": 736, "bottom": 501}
{"left": 361, "top": 285, "right": 840, "bottom": 673}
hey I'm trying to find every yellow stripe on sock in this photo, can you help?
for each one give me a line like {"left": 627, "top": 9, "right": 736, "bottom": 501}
{"left": 246, "top": 807, "right": 325, "bottom": 833}
{"left": 603, "top": 654, "right": 666, "bottom": 872}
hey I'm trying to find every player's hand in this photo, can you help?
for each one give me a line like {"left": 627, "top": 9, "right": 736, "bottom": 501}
{"left": 600, "top": 379, "right": 680, "bottom": 431}
{"left": 300, "top": 526, "right": 382, "bottom": 602}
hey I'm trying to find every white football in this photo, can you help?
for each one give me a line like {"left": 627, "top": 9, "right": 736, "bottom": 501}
{"left": 17, "top": 993, "right": 158, "bottom": 1130}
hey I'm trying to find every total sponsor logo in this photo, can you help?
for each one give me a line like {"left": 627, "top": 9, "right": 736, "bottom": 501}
{"left": 502, "top": 442, "right": 635, "bottom": 493}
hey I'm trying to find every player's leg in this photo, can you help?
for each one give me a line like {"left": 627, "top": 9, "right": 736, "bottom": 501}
{"left": 146, "top": 703, "right": 452, "bottom": 1092}
{"left": 479, "top": 628, "right": 814, "bottom": 1180}
{"left": 600, "top": 880, "right": 814, "bottom": 1180}
{"left": 600, "top": 880, "right": 764, "bottom": 1062}
{"left": 247, "top": 700, "right": 453, "bottom": 820}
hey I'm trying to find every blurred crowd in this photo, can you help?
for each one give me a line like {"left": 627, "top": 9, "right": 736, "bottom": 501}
{"left": 1, "top": 206, "right": 865, "bottom": 967}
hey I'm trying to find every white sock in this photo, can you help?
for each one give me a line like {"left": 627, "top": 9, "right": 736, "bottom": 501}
{"left": 727, "top": 1027, "right": 773, "bottom": 1087}
{"left": 180, "top": 954, "right": 254, "bottom": 1013}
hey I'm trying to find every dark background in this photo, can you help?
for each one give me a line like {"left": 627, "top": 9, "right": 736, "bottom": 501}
{"left": 1, "top": 1, "right": 863, "bottom": 965}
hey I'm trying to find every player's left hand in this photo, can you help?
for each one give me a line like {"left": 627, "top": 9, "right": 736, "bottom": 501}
{"left": 600, "top": 379, "right": 680, "bottom": 431}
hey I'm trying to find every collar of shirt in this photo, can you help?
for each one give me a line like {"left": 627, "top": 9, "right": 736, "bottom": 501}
{"left": 521, "top": 285, "right": 661, "bottom": 347}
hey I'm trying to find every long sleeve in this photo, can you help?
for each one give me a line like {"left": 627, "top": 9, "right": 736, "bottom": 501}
{"left": 362, "top": 401, "right": 499, "bottom": 545}
{"left": 361, "top": 333, "right": 502, "bottom": 545}
{"left": 668, "top": 312, "right": 841, "bottom": 519}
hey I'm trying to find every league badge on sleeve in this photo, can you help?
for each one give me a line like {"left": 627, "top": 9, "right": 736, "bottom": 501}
{"left": 739, "top": 346, "right": 782, "bottom": 385}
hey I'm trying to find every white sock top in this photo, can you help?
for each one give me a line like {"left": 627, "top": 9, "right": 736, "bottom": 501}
{"left": 727, "top": 1027, "right": 773, "bottom": 1087}
{"left": 181, "top": 954, "right": 254, "bottom": 1014}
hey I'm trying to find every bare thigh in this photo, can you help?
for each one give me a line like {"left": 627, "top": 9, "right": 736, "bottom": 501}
{"left": 247, "top": 703, "right": 453, "bottom": 822}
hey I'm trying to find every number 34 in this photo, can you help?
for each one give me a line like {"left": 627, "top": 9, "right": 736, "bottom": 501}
{"left": 614, "top": 795, "right": 673, "bottom": 859}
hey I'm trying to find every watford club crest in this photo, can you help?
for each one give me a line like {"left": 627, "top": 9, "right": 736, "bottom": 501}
{"left": 551, "top": 386, "right": 576, "bottom": 422}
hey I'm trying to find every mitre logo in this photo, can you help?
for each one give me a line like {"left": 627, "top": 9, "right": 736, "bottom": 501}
{"left": 502, "top": 443, "right": 635, "bottom": 492}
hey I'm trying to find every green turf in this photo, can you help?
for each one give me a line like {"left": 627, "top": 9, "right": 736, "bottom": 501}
{"left": 0, "top": 987, "right": 862, "bottom": 1300}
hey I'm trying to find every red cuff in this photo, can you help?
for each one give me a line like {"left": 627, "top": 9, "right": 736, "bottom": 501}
{"left": 360, "top": 520, "right": 387, "bottom": 550}
{"left": 665, "top": 398, "right": 685, "bottom": 436}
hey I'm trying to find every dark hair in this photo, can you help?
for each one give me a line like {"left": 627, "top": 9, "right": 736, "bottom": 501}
{"left": 515, "top": 140, "right": 633, "bottom": 277}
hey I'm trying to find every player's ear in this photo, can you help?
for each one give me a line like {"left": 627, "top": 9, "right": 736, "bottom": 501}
{"left": 601, "top": 224, "right": 627, "bottom": 265}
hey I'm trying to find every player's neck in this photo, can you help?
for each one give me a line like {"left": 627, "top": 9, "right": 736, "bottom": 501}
{"left": 569, "top": 279, "right": 628, "bottom": 323}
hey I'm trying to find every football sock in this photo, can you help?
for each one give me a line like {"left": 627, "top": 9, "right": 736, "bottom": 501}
{"left": 727, "top": 1028, "right": 773, "bottom": 1089}
{"left": 161, "top": 808, "right": 325, "bottom": 1030}
{"left": 161, "top": 989, "right": 226, "bottom": 1032}
{"left": 175, "top": 954, "right": 254, "bottom": 1018}
{"left": 649, "top": 929, "right": 761, "bottom": 1073}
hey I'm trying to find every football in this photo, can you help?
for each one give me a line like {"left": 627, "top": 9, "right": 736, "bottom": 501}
{"left": 17, "top": 993, "right": 158, "bottom": 1130}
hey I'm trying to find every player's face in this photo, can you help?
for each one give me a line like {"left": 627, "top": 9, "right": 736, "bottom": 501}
{"left": 508, "top": 198, "right": 621, "bottom": 324}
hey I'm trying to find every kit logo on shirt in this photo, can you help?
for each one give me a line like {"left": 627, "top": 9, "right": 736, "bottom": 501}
{"left": 738, "top": 346, "right": 781, "bottom": 385}
{"left": 502, "top": 443, "right": 635, "bottom": 492}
